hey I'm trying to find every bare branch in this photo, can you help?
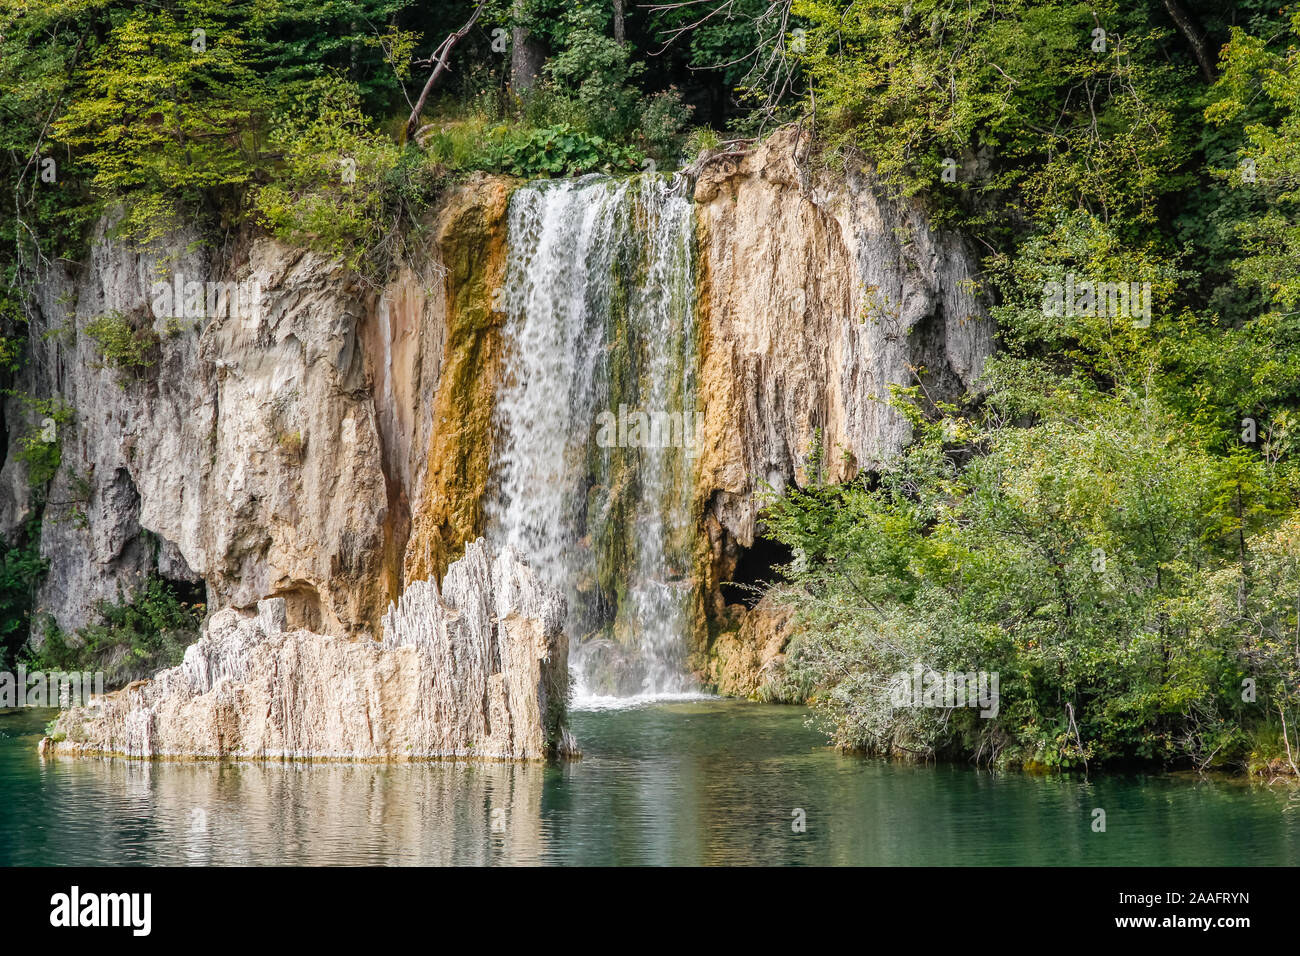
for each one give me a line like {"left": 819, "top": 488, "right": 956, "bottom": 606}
{"left": 643, "top": 0, "right": 798, "bottom": 133}
{"left": 404, "top": 1, "right": 488, "bottom": 142}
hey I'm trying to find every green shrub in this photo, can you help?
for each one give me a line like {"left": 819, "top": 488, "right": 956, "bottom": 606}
{"left": 421, "top": 115, "right": 495, "bottom": 170}
{"left": 637, "top": 90, "right": 692, "bottom": 163}
{"left": 478, "top": 124, "right": 643, "bottom": 178}
{"left": 27, "top": 576, "right": 205, "bottom": 689}
{"left": 256, "top": 76, "right": 443, "bottom": 278}
{"left": 538, "top": 7, "right": 693, "bottom": 163}
{"left": 49, "top": 6, "right": 262, "bottom": 246}
{"left": 8, "top": 396, "right": 74, "bottom": 487}
{"left": 84, "top": 311, "right": 159, "bottom": 380}
{"left": 683, "top": 127, "right": 722, "bottom": 162}
{"left": 0, "top": 522, "right": 47, "bottom": 671}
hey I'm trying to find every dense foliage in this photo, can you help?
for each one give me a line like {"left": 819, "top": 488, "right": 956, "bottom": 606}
{"left": 0, "top": 0, "right": 759, "bottom": 283}
{"left": 0, "top": 521, "right": 45, "bottom": 671}
{"left": 26, "top": 575, "right": 205, "bottom": 689}
{"left": 762, "top": 0, "right": 1300, "bottom": 773}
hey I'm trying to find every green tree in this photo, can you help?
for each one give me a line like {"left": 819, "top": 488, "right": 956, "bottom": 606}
{"left": 50, "top": 3, "right": 265, "bottom": 245}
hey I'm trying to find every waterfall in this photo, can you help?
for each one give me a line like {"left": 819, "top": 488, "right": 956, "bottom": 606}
{"left": 485, "top": 174, "right": 699, "bottom": 700}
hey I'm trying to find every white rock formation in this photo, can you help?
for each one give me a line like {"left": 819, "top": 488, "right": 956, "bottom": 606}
{"left": 3, "top": 132, "right": 995, "bottom": 702}
{"left": 43, "top": 540, "right": 573, "bottom": 761}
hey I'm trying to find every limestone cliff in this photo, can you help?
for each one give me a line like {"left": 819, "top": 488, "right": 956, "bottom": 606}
{"left": 0, "top": 173, "right": 514, "bottom": 644}
{"left": 0, "top": 221, "right": 392, "bottom": 639}
{"left": 687, "top": 130, "right": 992, "bottom": 692}
{"left": 42, "top": 540, "right": 572, "bottom": 760}
{"left": 390, "top": 174, "right": 512, "bottom": 586}
{"left": 703, "top": 596, "right": 795, "bottom": 700}
{"left": 692, "top": 127, "right": 993, "bottom": 562}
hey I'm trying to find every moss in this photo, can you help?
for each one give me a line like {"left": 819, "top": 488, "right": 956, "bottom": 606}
{"left": 276, "top": 429, "right": 304, "bottom": 461}
{"left": 403, "top": 177, "right": 513, "bottom": 584}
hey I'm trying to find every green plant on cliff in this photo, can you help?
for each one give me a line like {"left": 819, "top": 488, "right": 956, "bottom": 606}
{"left": 0, "top": 521, "right": 47, "bottom": 672}
{"left": 475, "top": 1, "right": 696, "bottom": 165}
{"left": 26, "top": 576, "right": 205, "bottom": 689}
{"left": 49, "top": 3, "right": 265, "bottom": 246}
{"left": 791, "top": 0, "right": 1189, "bottom": 237}
{"left": 7, "top": 394, "right": 74, "bottom": 488}
{"left": 475, "top": 124, "right": 644, "bottom": 178}
{"left": 541, "top": 4, "right": 692, "bottom": 159}
{"left": 255, "top": 75, "right": 443, "bottom": 277}
{"left": 84, "top": 311, "right": 160, "bottom": 381}
{"left": 6, "top": 0, "right": 421, "bottom": 253}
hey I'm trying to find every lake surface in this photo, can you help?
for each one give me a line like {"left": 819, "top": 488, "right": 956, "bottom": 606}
{"left": 1, "top": 700, "right": 1297, "bottom": 866}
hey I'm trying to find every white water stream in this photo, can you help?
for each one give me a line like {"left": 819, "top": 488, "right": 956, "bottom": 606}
{"left": 485, "top": 175, "right": 700, "bottom": 701}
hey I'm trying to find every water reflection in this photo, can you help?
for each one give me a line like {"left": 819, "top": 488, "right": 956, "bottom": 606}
{"left": 1, "top": 703, "right": 1297, "bottom": 866}
{"left": 2, "top": 710, "right": 548, "bottom": 865}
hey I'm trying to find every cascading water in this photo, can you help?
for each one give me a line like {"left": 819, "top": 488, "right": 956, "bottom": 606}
{"left": 485, "top": 174, "right": 699, "bottom": 701}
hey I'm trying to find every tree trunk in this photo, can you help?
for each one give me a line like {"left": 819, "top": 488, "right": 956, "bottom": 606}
{"left": 510, "top": 0, "right": 547, "bottom": 94}
{"left": 614, "top": 0, "right": 626, "bottom": 45}
{"left": 1162, "top": 0, "right": 1216, "bottom": 83}
{"left": 510, "top": 29, "right": 546, "bottom": 93}
{"left": 404, "top": 2, "right": 487, "bottom": 141}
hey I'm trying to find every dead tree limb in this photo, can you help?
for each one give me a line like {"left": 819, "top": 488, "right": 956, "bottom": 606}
{"left": 1279, "top": 702, "right": 1300, "bottom": 778}
{"left": 404, "top": 1, "right": 488, "bottom": 142}
{"left": 1066, "top": 701, "right": 1089, "bottom": 777}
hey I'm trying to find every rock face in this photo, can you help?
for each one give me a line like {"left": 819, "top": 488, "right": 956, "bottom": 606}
{"left": 6, "top": 129, "right": 993, "bottom": 711}
{"left": 0, "top": 173, "right": 514, "bottom": 643}
{"left": 0, "top": 220, "right": 392, "bottom": 639}
{"left": 690, "top": 128, "right": 993, "bottom": 690}
{"left": 43, "top": 540, "right": 573, "bottom": 760}
{"left": 394, "top": 174, "right": 512, "bottom": 586}
{"left": 692, "top": 127, "right": 992, "bottom": 551}
{"left": 703, "top": 596, "right": 796, "bottom": 700}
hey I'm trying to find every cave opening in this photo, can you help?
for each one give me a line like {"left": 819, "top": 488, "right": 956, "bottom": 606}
{"left": 721, "top": 531, "right": 793, "bottom": 609}
{"left": 162, "top": 574, "right": 207, "bottom": 608}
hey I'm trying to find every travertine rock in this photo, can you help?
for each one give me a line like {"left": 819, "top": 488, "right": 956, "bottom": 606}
{"left": 704, "top": 597, "right": 796, "bottom": 700}
{"left": 0, "top": 221, "right": 393, "bottom": 639}
{"left": 692, "top": 127, "right": 993, "bottom": 550}
{"left": 396, "top": 174, "right": 512, "bottom": 586}
{"left": 43, "top": 540, "right": 573, "bottom": 761}
{"left": 5, "top": 130, "right": 992, "bottom": 707}
{"left": 691, "top": 127, "right": 993, "bottom": 692}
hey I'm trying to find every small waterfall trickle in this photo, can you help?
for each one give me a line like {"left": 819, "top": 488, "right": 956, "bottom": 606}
{"left": 485, "top": 174, "right": 699, "bottom": 700}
